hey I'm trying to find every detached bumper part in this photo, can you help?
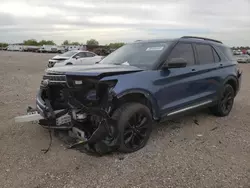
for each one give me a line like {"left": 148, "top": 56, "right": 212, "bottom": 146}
{"left": 14, "top": 112, "right": 44, "bottom": 123}
{"left": 68, "top": 119, "right": 110, "bottom": 147}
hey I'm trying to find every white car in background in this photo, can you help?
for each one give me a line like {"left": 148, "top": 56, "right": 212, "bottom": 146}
{"left": 47, "top": 50, "right": 103, "bottom": 68}
{"left": 234, "top": 54, "right": 250, "bottom": 63}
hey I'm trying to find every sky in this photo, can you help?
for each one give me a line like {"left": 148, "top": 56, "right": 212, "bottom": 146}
{"left": 0, "top": 0, "right": 249, "bottom": 46}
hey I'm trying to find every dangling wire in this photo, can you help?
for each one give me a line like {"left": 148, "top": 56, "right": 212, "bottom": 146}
{"left": 41, "top": 125, "right": 52, "bottom": 154}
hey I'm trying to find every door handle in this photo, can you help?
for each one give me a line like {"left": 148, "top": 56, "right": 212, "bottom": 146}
{"left": 191, "top": 68, "right": 196, "bottom": 71}
{"left": 218, "top": 64, "right": 223, "bottom": 69}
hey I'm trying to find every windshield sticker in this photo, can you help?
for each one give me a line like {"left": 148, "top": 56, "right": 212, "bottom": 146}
{"left": 146, "top": 46, "right": 164, "bottom": 51}
{"left": 122, "top": 61, "right": 130, "bottom": 65}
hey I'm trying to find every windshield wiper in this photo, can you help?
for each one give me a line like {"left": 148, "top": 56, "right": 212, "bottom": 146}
{"left": 113, "top": 63, "right": 122, "bottom": 65}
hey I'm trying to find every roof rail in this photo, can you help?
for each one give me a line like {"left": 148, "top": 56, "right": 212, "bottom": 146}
{"left": 181, "top": 36, "right": 222, "bottom": 44}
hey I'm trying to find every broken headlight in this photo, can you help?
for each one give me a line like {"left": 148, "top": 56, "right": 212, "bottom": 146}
{"left": 99, "top": 80, "right": 117, "bottom": 93}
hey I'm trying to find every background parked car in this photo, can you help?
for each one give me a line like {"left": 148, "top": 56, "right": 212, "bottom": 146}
{"left": 38, "top": 45, "right": 57, "bottom": 53}
{"left": 235, "top": 54, "right": 250, "bottom": 63}
{"left": 47, "top": 50, "right": 103, "bottom": 68}
{"left": 7, "top": 44, "right": 24, "bottom": 51}
{"left": 23, "top": 46, "right": 40, "bottom": 52}
{"left": 233, "top": 49, "right": 243, "bottom": 55}
{"left": 247, "top": 49, "right": 250, "bottom": 55}
{"left": 0, "top": 47, "right": 7, "bottom": 51}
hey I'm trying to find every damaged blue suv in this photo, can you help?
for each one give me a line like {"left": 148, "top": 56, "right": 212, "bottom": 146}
{"left": 36, "top": 36, "right": 242, "bottom": 154}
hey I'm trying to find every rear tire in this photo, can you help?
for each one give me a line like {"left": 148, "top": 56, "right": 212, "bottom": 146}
{"left": 210, "top": 84, "right": 235, "bottom": 117}
{"left": 112, "top": 103, "right": 153, "bottom": 153}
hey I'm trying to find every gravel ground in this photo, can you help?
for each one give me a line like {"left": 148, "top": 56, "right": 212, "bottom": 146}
{"left": 0, "top": 51, "right": 250, "bottom": 188}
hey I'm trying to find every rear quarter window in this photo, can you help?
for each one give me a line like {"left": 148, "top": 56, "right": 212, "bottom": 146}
{"left": 218, "top": 46, "right": 234, "bottom": 60}
{"left": 212, "top": 48, "right": 221, "bottom": 62}
{"left": 86, "top": 52, "right": 96, "bottom": 57}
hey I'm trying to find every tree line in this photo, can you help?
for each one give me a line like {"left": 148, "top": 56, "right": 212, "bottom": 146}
{"left": 231, "top": 46, "right": 250, "bottom": 50}
{"left": 62, "top": 39, "right": 125, "bottom": 49}
{"left": 1, "top": 39, "right": 249, "bottom": 50}
{"left": 0, "top": 39, "right": 125, "bottom": 49}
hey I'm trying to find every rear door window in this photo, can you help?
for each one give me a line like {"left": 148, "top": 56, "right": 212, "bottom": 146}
{"left": 218, "top": 46, "right": 234, "bottom": 60}
{"left": 168, "top": 43, "right": 195, "bottom": 66}
{"left": 196, "top": 44, "right": 214, "bottom": 64}
{"left": 74, "top": 52, "right": 86, "bottom": 58}
{"left": 85, "top": 52, "right": 96, "bottom": 57}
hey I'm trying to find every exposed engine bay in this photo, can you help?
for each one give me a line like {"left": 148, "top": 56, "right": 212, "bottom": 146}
{"left": 14, "top": 64, "right": 147, "bottom": 155}
{"left": 35, "top": 72, "right": 121, "bottom": 155}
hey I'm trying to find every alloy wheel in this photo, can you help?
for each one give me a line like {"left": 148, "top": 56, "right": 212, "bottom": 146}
{"left": 220, "top": 86, "right": 234, "bottom": 114}
{"left": 123, "top": 112, "right": 149, "bottom": 149}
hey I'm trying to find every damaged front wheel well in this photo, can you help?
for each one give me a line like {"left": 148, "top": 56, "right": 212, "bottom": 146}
{"left": 113, "top": 93, "right": 153, "bottom": 116}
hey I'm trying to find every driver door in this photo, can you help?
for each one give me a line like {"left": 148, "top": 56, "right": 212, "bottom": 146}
{"left": 155, "top": 42, "right": 203, "bottom": 117}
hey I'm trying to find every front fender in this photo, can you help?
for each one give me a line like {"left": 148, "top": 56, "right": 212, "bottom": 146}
{"left": 115, "top": 88, "right": 160, "bottom": 120}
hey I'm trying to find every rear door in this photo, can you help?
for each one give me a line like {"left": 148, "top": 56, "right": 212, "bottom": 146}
{"left": 193, "top": 43, "right": 222, "bottom": 101}
{"left": 80, "top": 52, "right": 99, "bottom": 64}
{"left": 157, "top": 42, "right": 222, "bottom": 117}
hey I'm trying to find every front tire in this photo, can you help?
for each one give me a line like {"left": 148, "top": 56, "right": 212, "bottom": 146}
{"left": 210, "top": 84, "right": 235, "bottom": 117}
{"left": 112, "top": 103, "right": 153, "bottom": 153}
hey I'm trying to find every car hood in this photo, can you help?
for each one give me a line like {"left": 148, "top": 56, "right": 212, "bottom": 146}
{"left": 46, "top": 64, "right": 143, "bottom": 77}
{"left": 51, "top": 55, "right": 69, "bottom": 60}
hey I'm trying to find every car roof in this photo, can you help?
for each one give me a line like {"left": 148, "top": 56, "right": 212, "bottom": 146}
{"left": 133, "top": 36, "right": 227, "bottom": 47}
{"left": 134, "top": 38, "right": 178, "bottom": 44}
{"left": 69, "top": 50, "right": 94, "bottom": 53}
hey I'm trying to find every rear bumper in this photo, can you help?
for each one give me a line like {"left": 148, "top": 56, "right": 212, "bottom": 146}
{"left": 236, "top": 70, "right": 242, "bottom": 95}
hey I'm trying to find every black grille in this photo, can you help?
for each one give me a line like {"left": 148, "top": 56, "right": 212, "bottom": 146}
{"left": 43, "top": 74, "right": 66, "bottom": 82}
{"left": 40, "top": 74, "right": 68, "bottom": 109}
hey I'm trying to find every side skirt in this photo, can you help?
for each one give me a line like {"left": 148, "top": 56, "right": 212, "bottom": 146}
{"left": 167, "top": 100, "right": 213, "bottom": 116}
{"left": 159, "top": 100, "right": 215, "bottom": 123}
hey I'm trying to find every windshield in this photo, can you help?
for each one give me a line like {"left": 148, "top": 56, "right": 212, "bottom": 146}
{"left": 60, "top": 51, "right": 78, "bottom": 57}
{"left": 99, "top": 42, "right": 171, "bottom": 69}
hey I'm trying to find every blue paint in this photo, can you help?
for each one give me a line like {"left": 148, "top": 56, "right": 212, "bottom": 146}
{"left": 44, "top": 37, "right": 242, "bottom": 121}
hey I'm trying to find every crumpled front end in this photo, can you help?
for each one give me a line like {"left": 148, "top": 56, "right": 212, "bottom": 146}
{"left": 36, "top": 72, "right": 120, "bottom": 153}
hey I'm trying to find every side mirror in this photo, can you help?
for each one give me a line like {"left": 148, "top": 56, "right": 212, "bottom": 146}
{"left": 163, "top": 58, "right": 188, "bottom": 68}
{"left": 75, "top": 56, "right": 80, "bottom": 59}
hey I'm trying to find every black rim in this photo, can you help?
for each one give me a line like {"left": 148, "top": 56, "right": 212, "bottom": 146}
{"left": 220, "top": 87, "right": 234, "bottom": 113}
{"left": 123, "top": 112, "right": 149, "bottom": 149}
